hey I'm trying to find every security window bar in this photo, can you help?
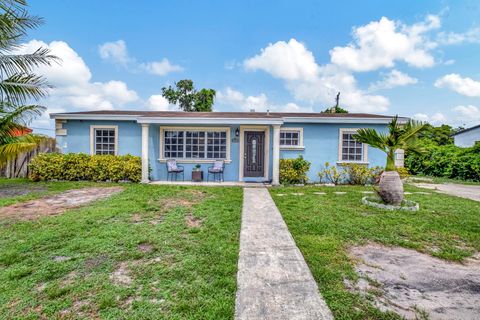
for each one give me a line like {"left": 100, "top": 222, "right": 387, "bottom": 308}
{"left": 164, "top": 130, "right": 227, "bottom": 160}
{"left": 341, "top": 132, "right": 363, "bottom": 161}
{"left": 94, "top": 129, "right": 116, "bottom": 155}
{"left": 280, "top": 130, "right": 300, "bottom": 146}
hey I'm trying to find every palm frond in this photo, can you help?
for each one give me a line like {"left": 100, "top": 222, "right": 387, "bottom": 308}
{"left": 0, "top": 47, "right": 59, "bottom": 76}
{"left": 0, "top": 133, "right": 46, "bottom": 164}
{"left": 353, "top": 128, "right": 388, "bottom": 152}
{"left": 0, "top": 103, "right": 45, "bottom": 141}
{"left": 0, "top": 73, "right": 51, "bottom": 104}
{"left": 400, "top": 119, "right": 426, "bottom": 142}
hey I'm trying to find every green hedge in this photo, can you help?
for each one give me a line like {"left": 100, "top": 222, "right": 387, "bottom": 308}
{"left": 29, "top": 153, "right": 142, "bottom": 182}
{"left": 405, "top": 143, "right": 480, "bottom": 181}
{"left": 280, "top": 156, "right": 311, "bottom": 184}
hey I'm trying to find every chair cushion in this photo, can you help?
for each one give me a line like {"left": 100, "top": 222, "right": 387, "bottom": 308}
{"left": 213, "top": 160, "right": 224, "bottom": 170}
{"left": 167, "top": 160, "right": 178, "bottom": 171}
{"left": 209, "top": 168, "right": 222, "bottom": 173}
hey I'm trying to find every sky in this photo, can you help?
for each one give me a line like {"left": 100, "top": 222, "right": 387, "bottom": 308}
{"left": 21, "top": 0, "right": 480, "bottom": 135}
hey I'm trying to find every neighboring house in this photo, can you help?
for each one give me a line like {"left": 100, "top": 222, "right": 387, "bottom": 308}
{"left": 50, "top": 111, "right": 407, "bottom": 184}
{"left": 453, "top": 124, "right": 480, "bottom": 147}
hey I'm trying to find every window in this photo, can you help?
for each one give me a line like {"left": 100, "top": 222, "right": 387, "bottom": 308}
{"left": 339, "top": 129, "right": 366, "bottom": 162}
{"left": 280, "top": 128, "right": 303, "bottom": 148}
{"left": 90, "top": 126, "right": 117, "bottom": 155}
{"left": 162, "top": 128, "right": 229, "bottom": 160}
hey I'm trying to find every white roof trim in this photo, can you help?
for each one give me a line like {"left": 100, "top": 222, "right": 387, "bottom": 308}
{"left": 136, "top": 117, "right": 284, "bottom": 125}
{"left": 50, "top": 113, "right": 407, "bottom": 125}
{"left": 50, "top": 113, "right": 139, "bottom": 121}
{"left": 283, "top": 116, "right": 408, "bottom": 124}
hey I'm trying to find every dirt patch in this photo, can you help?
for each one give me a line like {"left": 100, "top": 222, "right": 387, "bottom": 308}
{"left": 0, "top": 187, "right": 123, "bottom": 220}
{"left": 138, "top": 243, "right": 154, "bottom": 253}
{"left": 158, "top": 189, "right": 209, "bottom": 213}
{"left": 348, "top": 243, "right": 480, "bottom": 319}
{"left": 84, "top": 254, "right": 108, "bottom": 271}
{"left": 110, "top": 261, "right": 133, "bottom": 286}
{"left": 0, "top": 184, "right": 47, "bottom": 198}
{"left": 185, "top": 213, "right": 203, "bottom": 228}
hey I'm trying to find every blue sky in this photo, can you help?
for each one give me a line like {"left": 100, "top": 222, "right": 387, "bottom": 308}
{"left": 24, "top": 0, "right": 480, "bottom": 134}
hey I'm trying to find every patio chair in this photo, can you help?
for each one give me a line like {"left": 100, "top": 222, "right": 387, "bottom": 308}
{"left": 207, "top": 160, "right": 224, "bottom": 182}
{"left": 166, "top": 159, "right": 184, "bottom": 181}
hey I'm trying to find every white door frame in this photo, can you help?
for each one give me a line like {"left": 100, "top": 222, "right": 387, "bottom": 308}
{"left": 239, "top": 125, "right": 270, "bottom": 181}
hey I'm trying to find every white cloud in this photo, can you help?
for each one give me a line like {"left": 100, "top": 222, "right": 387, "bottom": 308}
{"left": 369, "top": 69, "right": 418, "bottom": 90}
{"left": 244, "top": 39, "right": 319, "bottom": 81}
{"left": 434, "top": 74, "right": 480, "bottom": 97}
{"left": 216, "top": 87, "right": 313, "bottom": 113}
{"left": 330, "top": 15, "right": 439, "bottom": 72}
{"left": 98, "top": 40, "right": 183, "bottom": 76}
{"left": 453, "top": 105, "right": 479, "bottom": 118}
{"left": 437, "top": 26, "right": 480, "bottom": 45}
{"left": 98, "top": 40, "right": 131, "bottom": 66}
{"left": 243, "top": 39, "right": 390, "bottom": 112}
{"left": 412, "top": 112, "right": 446, "bottom": 124}
{"left": 16, "top": 40, "right": 141, "bottom": 134}
{"left": 139, "top": 59, "right": 183, "bottom": 76}
{"left": 443, "top": 59, "right": 455, "bottom": 65}
{"left": 146, "top": 95, "right": 176, "bottom": 111}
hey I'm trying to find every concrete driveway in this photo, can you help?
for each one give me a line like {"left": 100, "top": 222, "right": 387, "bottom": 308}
{"left": 412, "top": 183, "right": 480, "bottom": 202}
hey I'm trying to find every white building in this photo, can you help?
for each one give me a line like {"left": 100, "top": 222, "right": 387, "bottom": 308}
{"left": 453, "top": 124, "right": 480, "bottom": 147}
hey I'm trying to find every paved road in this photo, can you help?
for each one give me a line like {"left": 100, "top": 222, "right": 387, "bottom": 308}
{"left": 235, "top": 188, "right": 333, "bottom": 320}
{"left": 413, "top": 183, "right": 480, "bottom": 202}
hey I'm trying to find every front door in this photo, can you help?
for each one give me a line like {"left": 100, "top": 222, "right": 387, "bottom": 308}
{"left": 244, "top": 131, "right": 265, "bottom": 177}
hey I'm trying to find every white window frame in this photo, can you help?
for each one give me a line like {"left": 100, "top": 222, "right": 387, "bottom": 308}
{"left": 279, "top": 127, "right": 304, "bottom": 150}
{"left": 90, "top": 125, "right": 118, "bottom": 155}
{"left": 337, "top": 128, "right": 368, "bottom": 164}
{"left": 159, "top": 126, "right": 231, "bottom": 163}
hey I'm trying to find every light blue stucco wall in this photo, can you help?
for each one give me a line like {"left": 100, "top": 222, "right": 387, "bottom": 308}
{"left": 59, "top": 120, "right": 388, "bottom": 182}
{"left": 280, "top": 123, "right": 388, "bottom": 182}
{"left": 454, "top": 127, "right": 480, "bottom": 147}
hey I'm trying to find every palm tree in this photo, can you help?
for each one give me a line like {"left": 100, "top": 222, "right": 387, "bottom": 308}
{"left": 353, "top": 116, "right": 425, "bottom": 205}
{"left": 0, "top": 0, "right": 58, "bottom": 164}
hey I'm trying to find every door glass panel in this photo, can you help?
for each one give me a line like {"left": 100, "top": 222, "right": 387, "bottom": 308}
{"left": 252, "top": 139, "right": 256, "bottom": 164}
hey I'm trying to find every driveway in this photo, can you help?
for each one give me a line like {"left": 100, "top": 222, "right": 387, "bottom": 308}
{"left": 413, "top": 183, "right": 480, "bottom": 202}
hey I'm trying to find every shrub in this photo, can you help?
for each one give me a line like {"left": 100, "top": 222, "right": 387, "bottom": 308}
{"left": 395, "top": 166, "right": 410, "bottom": 179}
{"left": 279, "top": 156, "right": 311, "bottom": 184}
{"left": 342, "top": 163, "right": 382, "bottom": 185}
{"left": 405, "top": 143, "right": 480, "bottom": 181}
{"left": 318, "top": 162, "right": 345, "bottom": 184}
{"left": 29, "top": 153, "right": 142, "bottom": 182}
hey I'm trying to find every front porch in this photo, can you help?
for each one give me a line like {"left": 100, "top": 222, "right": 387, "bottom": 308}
{"left": 149, "top": 180, "right": 272, "bottom": 187}
{"left": 139, "top": 120, "right": 282, "bottom": 185}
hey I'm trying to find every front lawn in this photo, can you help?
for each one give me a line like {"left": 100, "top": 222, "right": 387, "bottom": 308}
{"left": 0, "top": 181, "right": 242, "bottom": 319}
{"left": 270, "top": 185, "right": 480, "bottom": 319}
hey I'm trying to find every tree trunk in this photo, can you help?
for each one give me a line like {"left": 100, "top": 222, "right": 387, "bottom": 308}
{"left": 378, "top": 171, "right": 403, "bottom": 205}
{"left": 385, "top": 149, "right": 396, "bottom": 171}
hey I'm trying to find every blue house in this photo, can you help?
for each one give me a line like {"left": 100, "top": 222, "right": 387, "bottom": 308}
{"left": 50, "top": 111, "right": 406, "bottom": 184}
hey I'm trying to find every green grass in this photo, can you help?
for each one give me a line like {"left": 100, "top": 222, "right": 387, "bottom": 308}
{"left": 0, "top": 181, "right": 243, "bottom": 319}
{"left": 270, "top": 185, "right": 480, "bottom": 319}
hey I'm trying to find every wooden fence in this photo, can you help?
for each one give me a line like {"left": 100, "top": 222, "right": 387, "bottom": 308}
{"left": 0, "top": 138, "right": 57, "bottom": 178}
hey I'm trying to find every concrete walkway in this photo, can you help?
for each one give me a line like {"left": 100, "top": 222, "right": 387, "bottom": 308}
{"left": 235, "top": 188, "right": 333, "bottom": 320}
{"left": 413, "top": 183, "right": 480, "bottom": 202}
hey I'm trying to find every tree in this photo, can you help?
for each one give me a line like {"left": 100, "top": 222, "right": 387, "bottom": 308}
{"left": 353, "top": 116, "right": 425, "bottom": 205}
{"left": 0, "top": 0, "right": 58, "bottom": 164}
{"left": 323, "top": 92, "right": 348, "bottom": 113}
{"left": 417, "top": 124, "right": 454, "bottom": 146}
{"left": 161, "top": 79, "right": 216, "bottom": 112}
